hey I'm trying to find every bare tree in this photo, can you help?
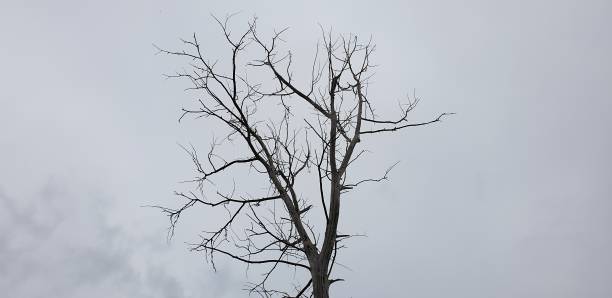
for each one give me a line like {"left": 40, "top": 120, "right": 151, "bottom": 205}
{"left": 154, "top": 16, "right": 451, "bottom": 298}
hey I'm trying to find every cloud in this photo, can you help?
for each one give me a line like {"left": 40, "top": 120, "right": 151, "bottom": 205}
{"left": 0, "top": 181, "right": 186, "bottom": 298}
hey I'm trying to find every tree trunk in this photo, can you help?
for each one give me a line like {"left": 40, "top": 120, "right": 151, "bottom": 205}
{"left": 311, "top": 263, "right": 330, "bottom": 298}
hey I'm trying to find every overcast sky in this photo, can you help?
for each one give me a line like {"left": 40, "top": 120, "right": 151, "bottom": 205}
{"left": 1, "top": 0, "right": 611, "bottom": 297}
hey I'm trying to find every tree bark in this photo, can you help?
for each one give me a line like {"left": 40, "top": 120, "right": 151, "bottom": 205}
{"left": 311, "top": 262, "right": 330, "bottom": 298}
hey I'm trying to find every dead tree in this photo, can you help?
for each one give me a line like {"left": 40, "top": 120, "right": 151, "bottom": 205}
{"left": 155, "top": 16, "right": 451, "bottom": 298}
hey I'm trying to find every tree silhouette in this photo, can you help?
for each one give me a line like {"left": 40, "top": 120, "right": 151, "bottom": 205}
{"left": 155, "top": 15, "right": 451, "bottom": 298}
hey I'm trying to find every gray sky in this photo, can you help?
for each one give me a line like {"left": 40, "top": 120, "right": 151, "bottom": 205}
{"left": 1, "top": 0, "right": 611, "bottom": 297}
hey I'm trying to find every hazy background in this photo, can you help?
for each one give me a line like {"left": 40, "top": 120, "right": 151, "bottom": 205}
{"left": 1, "top": 0, "right": 611, "bottom": 297}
